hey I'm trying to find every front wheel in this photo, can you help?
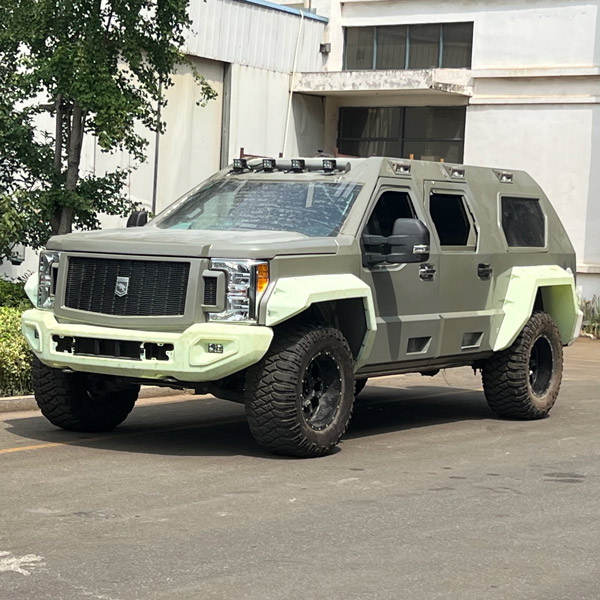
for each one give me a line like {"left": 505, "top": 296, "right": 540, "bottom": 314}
{"left": 245, "top": 324, "right": 355, "bottom": 457}
{"left": 482, "top": 311, "right": 563, "bottom": 419}
{"left": 32, "top": 358, "right": 139, "bottom": 432}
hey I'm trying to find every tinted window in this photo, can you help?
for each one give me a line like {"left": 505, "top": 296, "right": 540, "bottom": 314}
{"left": 345, "top": 27, "right": 374, "bottom": 69}
{"left": 408, "top": 24, "right": 440, "bottom": 69}
{"left": 376, "top": 26, "right": 407, "bottom": 69}
{"left": 429, "top": 193, "right": 474, "bottom": 246}
{"left": 343, "top": 23, "right": 473, "bottom": 71}
{"left": 154, "top": 180, "right": 363, "bottom": 237}
{"left": 442, "top": 23, "right": 474, "bottom": 68}
{"left": 501, "top": 197, "right": 545, "bottom": 247}
{"left": 366, "top": 191, "right": 416, "bottom": 237}
{"left": 338, "top": 106, "right": 466, "bottom": 163}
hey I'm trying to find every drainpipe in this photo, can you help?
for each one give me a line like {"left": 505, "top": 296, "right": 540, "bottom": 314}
{"left": 282, "top": 11, "right": 305, "bottom": 158}
{"left": 151, "top": 79, "right": 163, "bottom": 215}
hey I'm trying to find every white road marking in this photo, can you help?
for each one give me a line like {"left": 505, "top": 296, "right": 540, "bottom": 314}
{"left": 0, "top": 551, "right": 44, "bottom": 576}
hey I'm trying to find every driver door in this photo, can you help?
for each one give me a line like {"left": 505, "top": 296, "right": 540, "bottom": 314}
{"left": 359, "top": 181, "right": 441, "bottom": 369}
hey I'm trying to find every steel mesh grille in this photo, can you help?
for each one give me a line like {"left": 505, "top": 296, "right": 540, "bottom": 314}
{"left": 64, "top": 257, "right": 190, "bottom": 317}
{"left": 203, "top": 276, "right": 218, "bottom": 306}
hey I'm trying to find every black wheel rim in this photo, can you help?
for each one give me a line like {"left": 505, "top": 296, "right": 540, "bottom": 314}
{"left": 301, "top": 351, "right": 342, "bottom": 431}
{"left": 529, "top": 335, "right": 554, "bottom": 396}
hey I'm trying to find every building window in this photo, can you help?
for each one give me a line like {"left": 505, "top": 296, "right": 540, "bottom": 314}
{"left": 337, "top": 106, "right": 466, "bottom": 163}
{"left": 344, "top": 23, "right": 473, "bottom": 71}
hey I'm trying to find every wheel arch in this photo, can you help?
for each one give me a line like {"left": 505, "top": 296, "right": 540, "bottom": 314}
{"left": 263, "top": 274, "right": 377, "bottom": 370}
{"left": 491, "top": 265, "right": 583, "bottom": 351}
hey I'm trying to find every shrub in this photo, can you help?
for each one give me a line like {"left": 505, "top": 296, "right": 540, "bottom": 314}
{"left": 0, "top": 306, "right": 33, "bottom": 396}
{"left": 580, "top": 296, "right": 600, "bottom": 338}
{"left": 0, "top": 277, "right": 31, "bottom": 311}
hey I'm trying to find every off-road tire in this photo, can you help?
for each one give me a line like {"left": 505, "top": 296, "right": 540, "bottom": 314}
{"left": 245, "top": 324, "right": 355, "bottom": 458}
{"left": 482, "top": 311, "right": 563, "bottom": 419}
{"left": 32, "top": 357, "right": 139, "bottom": 432}
{"left": 355, "top": 378, "right": 368, "bottom": 397}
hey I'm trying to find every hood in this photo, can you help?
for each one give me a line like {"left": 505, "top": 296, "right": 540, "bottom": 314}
{"left": 47, "top": 226, "right": 340, "bottom": 259}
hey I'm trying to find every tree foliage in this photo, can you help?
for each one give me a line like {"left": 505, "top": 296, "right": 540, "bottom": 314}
{"left": 0, "top": 0, "right": 216, "bottom": 260}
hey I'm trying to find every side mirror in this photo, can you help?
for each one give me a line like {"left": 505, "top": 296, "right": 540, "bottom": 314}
{"left": 127, "top": 210, "right": 149, "bottom": 228}
{"left": 362, "top": 218, "right": 430, "bottom": 265}
{"left": 387, "top": 218, "right": 430, "bottom": 263}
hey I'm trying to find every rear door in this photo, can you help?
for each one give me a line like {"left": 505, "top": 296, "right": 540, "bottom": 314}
{"left": 423, "top": 181, "right": 495, "bottom": 357}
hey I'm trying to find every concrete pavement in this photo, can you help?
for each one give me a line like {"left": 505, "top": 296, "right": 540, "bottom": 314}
{"left": 0, "top": 339, "right": 599, "bottom": 599}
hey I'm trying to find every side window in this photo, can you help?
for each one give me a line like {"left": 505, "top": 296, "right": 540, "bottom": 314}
{"left": 365, "top": 190, "right": 417, "bottom": 237}
{"left": 501, "top": 196, "right": 546, "bottom": 248}
{"left": 429, "top": 192, "right": 477, "bottom": 248}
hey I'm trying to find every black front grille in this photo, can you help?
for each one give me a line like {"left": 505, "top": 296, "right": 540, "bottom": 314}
{"left": 64, "top": 257, "right": 190, "bottom": 316}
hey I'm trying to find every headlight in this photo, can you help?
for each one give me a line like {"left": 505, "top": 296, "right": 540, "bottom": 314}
{"left": 38, "top": 250, "right": 61, "bottom": 309}
{"left": 208, "top": 259, "right": 269, "bottom": 323}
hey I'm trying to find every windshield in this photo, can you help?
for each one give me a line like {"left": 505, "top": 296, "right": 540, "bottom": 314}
{"left": 153, "top": 178, "right": 363, "bottom": 237}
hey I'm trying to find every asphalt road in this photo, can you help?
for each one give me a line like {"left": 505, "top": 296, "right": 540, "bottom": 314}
{"left": 1, "top": 339, "right": 599, "bottom": 600}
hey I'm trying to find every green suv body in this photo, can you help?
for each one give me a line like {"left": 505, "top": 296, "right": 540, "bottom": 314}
{"left": 22, "top": 157, "right": 582, "bottom": 456}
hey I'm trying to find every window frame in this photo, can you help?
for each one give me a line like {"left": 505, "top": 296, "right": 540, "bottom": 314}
{"left": 498, "top": 193, "right": 549, "bottom": 253}
{"left": 343, "top": 22, "right": 473, "bottom": 71}
{"left": 426, "top": 189, "right": 479, "bottom": 253}
{"left": 359, "top": 183, "right": 423, "bottom": 271}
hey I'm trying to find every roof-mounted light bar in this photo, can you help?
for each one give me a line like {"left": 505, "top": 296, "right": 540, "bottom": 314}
{"left": 232, "top": 158, "right": 248, "bottom": 173}
{"left": 322, "top": 159, "right": 337, "bottom": 172}
{"left": 262, "top": 158, "right": 276, "bottom": 172}
{"left": 291, "top": 159, "right": 305, "bottom": 173}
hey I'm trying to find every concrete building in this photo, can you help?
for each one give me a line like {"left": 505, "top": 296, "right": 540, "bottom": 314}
{"left": 3, "top": 0, "right": 599, "bottom": 299}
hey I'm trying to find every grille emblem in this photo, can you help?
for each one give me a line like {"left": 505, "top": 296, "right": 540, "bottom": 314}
{"left": 115, "top": 276, "right": 130, "bottom": 297}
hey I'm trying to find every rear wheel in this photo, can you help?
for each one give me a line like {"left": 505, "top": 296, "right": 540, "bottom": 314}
{"left": 32, "top": 357, "right": 139, "bottom": 432}
{"left": 482, "top": 311, "right": 563, "bottom": 419}
{"left": 245, "top": 324, "right": 355, "bottom": 457}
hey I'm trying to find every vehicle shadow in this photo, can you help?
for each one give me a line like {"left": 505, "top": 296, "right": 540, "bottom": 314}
{"left": 3, "top": 384, "right": 493, "bottom": 459}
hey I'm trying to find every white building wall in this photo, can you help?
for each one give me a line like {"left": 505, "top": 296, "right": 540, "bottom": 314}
{"left": 326, "top": 0, "right": 599, "bottom": 71}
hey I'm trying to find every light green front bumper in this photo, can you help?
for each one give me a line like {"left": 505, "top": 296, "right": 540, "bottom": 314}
{"left": 22, "top": 309, "right": 274, "bottom": 382}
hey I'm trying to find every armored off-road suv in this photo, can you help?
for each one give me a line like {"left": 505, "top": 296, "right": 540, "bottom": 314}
{"left": 22, "top": 157, "right": 582, "bottom": 457}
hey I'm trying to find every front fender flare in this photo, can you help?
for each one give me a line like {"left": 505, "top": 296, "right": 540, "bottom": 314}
{"left": 264, "top": 274, "right": 377, "bottom": 370}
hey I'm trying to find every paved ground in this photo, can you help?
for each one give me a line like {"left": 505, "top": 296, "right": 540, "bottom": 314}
{"left": 1, "top": 339, "right": 599, "bottom": 600}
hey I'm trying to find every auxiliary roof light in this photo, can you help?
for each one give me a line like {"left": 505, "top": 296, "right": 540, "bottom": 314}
{"left": 233, "top": 158, "right": 248, "bottom": 172}
{"left": 291, "top": 159, "right": 305, "bottom": 173}
{"left": 389, "top": 161, "right": 411, "bottom": 175}
{"left": 322, "top": 159, "right": 337, "bottom": 172}
{"left": 262, "top": 158, "right": 276, "bottom": 172}
{"left": 495, "top": 170, "right": 514, "bottom": 183}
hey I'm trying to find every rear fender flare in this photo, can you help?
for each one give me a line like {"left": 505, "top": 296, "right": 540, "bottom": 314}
{"left": 491, "top": 265, "right": 582, "bottom": 351}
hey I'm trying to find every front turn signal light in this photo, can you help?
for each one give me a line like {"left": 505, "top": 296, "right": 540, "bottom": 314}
{"left": 256, "top": 263, "right": 269, "bottom": 294}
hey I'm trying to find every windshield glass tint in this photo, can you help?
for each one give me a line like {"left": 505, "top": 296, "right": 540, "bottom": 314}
{"left": 153, "top": 179, "right": 363, "bottom": 237}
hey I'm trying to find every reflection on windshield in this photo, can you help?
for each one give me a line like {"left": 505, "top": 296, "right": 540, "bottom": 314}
{"left": 153, "top": 179, "right": 363, "bottom": 237}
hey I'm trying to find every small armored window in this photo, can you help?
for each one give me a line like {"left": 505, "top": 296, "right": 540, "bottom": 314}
{"left": 429, "top": 193, "right": 477, "bottom": 248}
{"left": 365, "top": 191, "right": 417, "bottom": 237}
{"left": 501, "top": 197, "right": 546, "bottom": 247}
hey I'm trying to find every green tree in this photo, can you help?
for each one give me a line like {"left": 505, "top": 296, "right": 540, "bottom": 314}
{"left": 0, "top": 0, "right": 215, "bottom": 260}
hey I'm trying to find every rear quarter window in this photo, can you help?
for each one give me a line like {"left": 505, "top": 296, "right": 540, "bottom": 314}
{"left": 501, "top": 196, "right": 546, "bottom": 248}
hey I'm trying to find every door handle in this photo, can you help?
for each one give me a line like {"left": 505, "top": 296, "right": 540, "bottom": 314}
{"left": 419, "top": 263, "right": 436, "bottom": 282}
{"left": 478, "top": 263, "right": 493, "bottom": 280}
